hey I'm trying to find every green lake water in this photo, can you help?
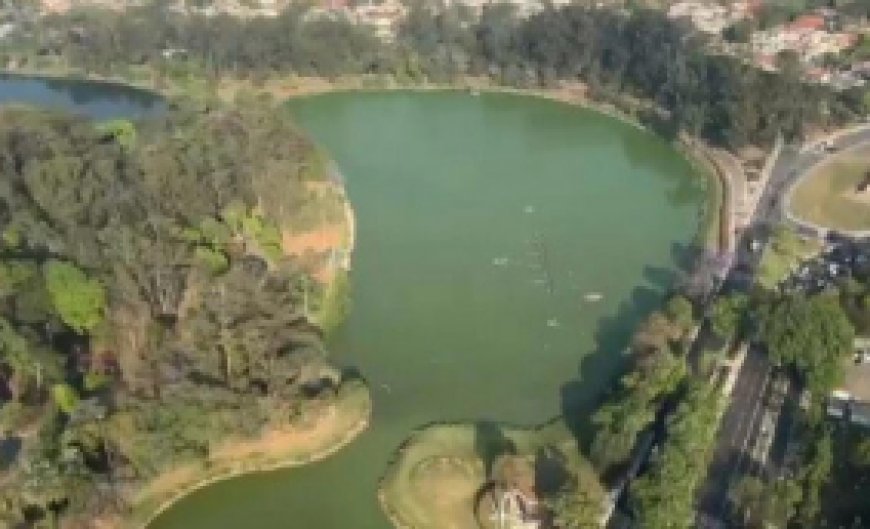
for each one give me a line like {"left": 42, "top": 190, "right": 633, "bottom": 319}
{"left": 0, "top": 79, "right": 705, "bottom": 529}
{"left": 147, "top": 91, "right": 707, "bottom": 529}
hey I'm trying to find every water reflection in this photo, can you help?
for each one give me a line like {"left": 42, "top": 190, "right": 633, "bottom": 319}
{"left": 0, "top": 73, "right": 163, "bottom": 119}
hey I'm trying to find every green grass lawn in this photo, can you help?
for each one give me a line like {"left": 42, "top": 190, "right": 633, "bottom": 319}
{"left": 379, "top": 421, "right": 589, "bottom": 529}
{"left": 757, "top": 226, "right": 821, "bottom": 290}
{"left": 789, "top": 147, "right": 870, "bottom": 232}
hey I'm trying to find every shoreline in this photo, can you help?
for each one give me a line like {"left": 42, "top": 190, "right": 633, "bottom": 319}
{"left": 0, "top": 67, "right": 370, "bottom": 529}
{"left": 3, "top": 67, "right": 728, "bottom": 529}
{"left": 120, "top": 174, "right": 365, "bottom": 529}
{"left": 1, "top": 67, "right": 725, "bottom": 252}
{"left": 109, "top": 382, "right": 372, "bottom": 529}
{"left": 136, "top": 416, "right": 370, "bottom": 529}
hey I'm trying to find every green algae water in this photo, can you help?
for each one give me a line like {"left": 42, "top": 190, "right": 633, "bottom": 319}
{"left": 147, "top": 91, "right": 707, "bottom": 529}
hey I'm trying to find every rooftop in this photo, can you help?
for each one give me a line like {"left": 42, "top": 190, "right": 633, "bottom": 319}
{"left": 838, "top": 353, "right": 870, "bottom": 402}
{"left": 790, "top": 14, "right": 826, "bottom": 32}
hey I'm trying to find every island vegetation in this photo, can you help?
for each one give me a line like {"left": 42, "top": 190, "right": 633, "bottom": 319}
{"left": 0, "top": 100, "right": 367, "bottom": 529}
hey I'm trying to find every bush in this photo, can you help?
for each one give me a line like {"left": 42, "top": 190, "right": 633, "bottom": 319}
{"left": 43, "top": 261, "right": 106, "bottom": 334}
{"left": 52, "top": 383, "right": 80, "bottom": 415}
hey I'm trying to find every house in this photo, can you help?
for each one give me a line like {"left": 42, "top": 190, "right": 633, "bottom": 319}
{"left": 790, "top": 14, "right": 826, "bottom": 33}
{"left": 351, "top": 0, "right": 406, "bottom": 42}
{"left": 488, "top": 455, "right": 542, "bottom": 529}
{"left": 667, "top": 1, "right": 739, "bottom": 35}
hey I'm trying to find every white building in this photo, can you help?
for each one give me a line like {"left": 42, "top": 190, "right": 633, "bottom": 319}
{"left": 667, "top": 1, "right": 741, "bottom": 35}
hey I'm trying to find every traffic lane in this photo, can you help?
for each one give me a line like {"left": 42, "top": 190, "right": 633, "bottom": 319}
{"left": 697, "top": 347, "right": 771, "bottom": 517}
{"left": 724, "top": 348, "right": 771, "bottom": 475}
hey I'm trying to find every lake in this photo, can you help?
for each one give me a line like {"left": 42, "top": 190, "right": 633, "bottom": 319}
{"left": 0, "top": 73, "right": 163, "bottom": 119}
{"left": 0, "top": 80, "right": 706, "bottom": 529}
{"left": 149, "top": 91, "right": 706, "bottom": 529}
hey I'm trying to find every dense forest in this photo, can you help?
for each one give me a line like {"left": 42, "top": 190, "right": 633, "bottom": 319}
{"left": 0, "top": 101, "right": 351, "bottom": 527}
{"left": 4, "top": 1, "right": 866, "bottom": 148}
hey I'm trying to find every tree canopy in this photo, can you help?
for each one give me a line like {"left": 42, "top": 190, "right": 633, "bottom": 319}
{"left": 5, "top": 2, "right": 862, "bottom": 149}
{"left": 629, "top": 381, "right": 722, "bottom": 529}
{"left": 759, "top": 294, "right": 855, "bottom": 396}
{"left": 43, "top": 260, "right": 106, "bottom": 334}
{"left": 0, "top": 102, "right": 344, "bottom": 527}
{"left": 590, "top": 296, "right": 695, "bottom": 474}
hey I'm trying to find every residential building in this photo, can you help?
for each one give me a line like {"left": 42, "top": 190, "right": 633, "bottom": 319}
{"left": 668, "top": 1, "right": 743, "bottom": 35}
{"left": 352, "top": 0, "right": 406, "bottom": 42}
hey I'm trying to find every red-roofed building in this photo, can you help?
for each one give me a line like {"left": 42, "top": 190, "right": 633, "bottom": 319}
{"left": 790, "top": 14, "right": 826, "bottom": 32}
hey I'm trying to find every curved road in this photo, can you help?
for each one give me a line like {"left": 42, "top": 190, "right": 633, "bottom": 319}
{"left": 695, "top": 124, "right": 870, "bottom": 528}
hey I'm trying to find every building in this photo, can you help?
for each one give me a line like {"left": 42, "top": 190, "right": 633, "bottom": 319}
{"left": 448, "top": 0, "right": 572, "bottom": 19}
{"left": 790, "top": 14, "right": 826, "bottom": 32}
{"left": 488, "top": 455, "right": 542, "bottom": 529}
{"left": 829, "top": 339, "right": 870, "bottom": 427}
{"left": 667, "top": 1, "right": 742, "bottom": 35}
{"left": 351, "top": 0, "right": 406, "bottom": 42}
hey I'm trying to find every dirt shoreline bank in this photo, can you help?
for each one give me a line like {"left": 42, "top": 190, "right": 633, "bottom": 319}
{"left": 82, "top": 382, "right": 372, "bottom": 529}
{"left": 114, "top": 182, "right": 364, "bottom": 529}
{"left": 132, "top": 403, "right": 370, "bottom": 529}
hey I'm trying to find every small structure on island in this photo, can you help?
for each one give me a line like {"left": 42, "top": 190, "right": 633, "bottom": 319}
{"left": 487, "top": 454, "right": 543, "bottom": 529}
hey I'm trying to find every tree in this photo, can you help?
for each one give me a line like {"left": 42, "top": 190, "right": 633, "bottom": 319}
{"left": 797, "top": 430, "right": 833, "bottom": 525}
{"left": 759, "top": 294, "right": 855, "bottom": 396}
{"left": 731, "top": 476, "right": 802, "bottom": 529}
{"left": 590, "top": 305, "right": 689, "bottom": 473}
{"left": 95, "top": 119, "right": 137, "bottom": 150}
{"left": 664, "top": 295, "right": 694, "bottom": 333}
{"left": 548, "top": 470, "right": 605, "bottom": 529}
{"left": 51, "top": 383, "right": 80, "bottom": 415}
{"left": 43, "top": 261, "right": 106, "bottom": 335}
{"left": 630, "top": 382, "right": 722, "bottom": 529}
{"left": 0, "top": 103, "right": 344, "bottom": 525}
{"left": 851, "top": 438, "right": 870, "bottom": 467}
{"left": 722, "top": 19, "right": 752, "bottom": 43}
{"left": 709, "top": 292, "right": 748, "bottom": 339}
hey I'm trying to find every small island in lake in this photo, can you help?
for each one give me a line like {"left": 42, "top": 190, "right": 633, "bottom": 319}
{"left": 0, "top": 101, "right": 368, "bottom": 529}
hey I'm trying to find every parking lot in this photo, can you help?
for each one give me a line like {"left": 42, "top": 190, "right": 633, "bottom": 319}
{"left": 778, "top": 236, "right": 870, "bottom": 295}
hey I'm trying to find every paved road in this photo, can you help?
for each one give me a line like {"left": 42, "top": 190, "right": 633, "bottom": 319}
{"left": 694, "top": 124, "right": 870, "bottom": 526}
{"left": 696, "top": 345, "right": 770, "bottom": 520}
{"left": 751, "top": 125, "right": 870, "bottom": 232}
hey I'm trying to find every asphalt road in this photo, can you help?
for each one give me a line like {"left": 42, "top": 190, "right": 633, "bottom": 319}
{"left": 695, "top": 124, "right": 870, "bottom": 527}
{"left": 695, "top": 345, "right": 770, "bottom": 522}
